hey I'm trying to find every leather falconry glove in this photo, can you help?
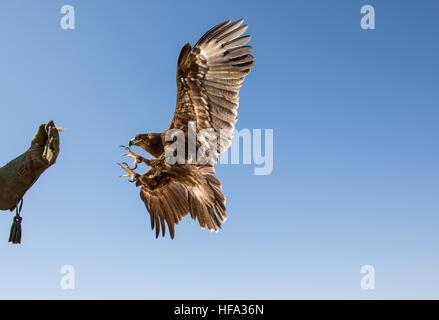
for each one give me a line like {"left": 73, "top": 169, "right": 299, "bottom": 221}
{"left": 0, "top": 120, "right": 60, "bottom": 244}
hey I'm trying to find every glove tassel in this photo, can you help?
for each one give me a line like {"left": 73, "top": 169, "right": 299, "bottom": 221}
{"left": 9, "top": 198, "right": 23, "bottom": 244}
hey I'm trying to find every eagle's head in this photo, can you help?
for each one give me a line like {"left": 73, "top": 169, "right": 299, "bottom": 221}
{"left": 129, "top": 133, "right": 163, "bottom": 158}
{"left": 129, "top": 133, "right": 149, "bottom": 148}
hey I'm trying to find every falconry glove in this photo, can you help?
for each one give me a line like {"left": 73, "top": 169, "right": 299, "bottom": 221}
{"left": 0, "top": 120, "right": 60, "bottom": 244}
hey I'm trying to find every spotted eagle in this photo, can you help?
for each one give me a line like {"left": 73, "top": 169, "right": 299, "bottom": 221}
{"left": 119, "top": 19, "right": 255, "bottom": 239}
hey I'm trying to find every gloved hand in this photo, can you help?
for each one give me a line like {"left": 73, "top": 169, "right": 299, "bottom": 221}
{"left": 28, "top": 120, "right": 60, "bottom": 169}
{"left": 0, "top": 120, "right": 61, "bottom": 211}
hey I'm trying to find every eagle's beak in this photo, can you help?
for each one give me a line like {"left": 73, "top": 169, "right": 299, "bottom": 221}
{"left": 129, "top": 138, "right": 139, "bottom": 147}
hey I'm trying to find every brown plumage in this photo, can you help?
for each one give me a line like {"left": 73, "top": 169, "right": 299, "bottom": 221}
{"left": 119, "top": 19, "right": 255, "bottom": 239}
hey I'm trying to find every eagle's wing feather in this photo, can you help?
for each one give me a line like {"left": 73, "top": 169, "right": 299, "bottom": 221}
{"left": 170, "top": 19, "right": 255, "bottom": 155}
{"left": 139, "top": 165, "right": 226, "bottom": 239}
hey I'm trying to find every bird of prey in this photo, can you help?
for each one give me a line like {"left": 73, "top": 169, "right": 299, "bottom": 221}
{"left": 119, "top": 19, "right": 255, "bottom": 239}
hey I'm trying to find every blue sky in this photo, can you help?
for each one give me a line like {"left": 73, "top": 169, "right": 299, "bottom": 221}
{"left": 0, "top": 0, "right": 438, "bottom": 299}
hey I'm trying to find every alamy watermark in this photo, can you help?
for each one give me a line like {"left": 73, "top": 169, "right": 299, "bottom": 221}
{"left": 164, "top": 122, "right": 273, "bottom": 175}
{"left": 361, "top": 5, "right": 375, "bottom": 30}
{"left": 60, "top": 5, "right": 75, "bottom": 30}
{"left": 60, "top": 264, "right": 75, "bottom": 290}
{"left": 360, "top": 265, "right": 375, "bottom": 290}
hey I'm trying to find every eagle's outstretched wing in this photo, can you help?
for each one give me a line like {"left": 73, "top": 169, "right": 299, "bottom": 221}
{"left": 139, "top": 165, "right": 226, "bottom": 239}
{"left": 170, "top": 19, "right": 255, "bottom": 155}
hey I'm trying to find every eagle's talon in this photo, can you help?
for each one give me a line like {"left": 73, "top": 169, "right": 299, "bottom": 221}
{"left": 122, "top": 153, "right": 139, "bottom": 169}
{"left": 120, "top": 145, "right": 151, "bottom": 168}
{"left": 117, "top": 162, "right": 139, "bottom": 182}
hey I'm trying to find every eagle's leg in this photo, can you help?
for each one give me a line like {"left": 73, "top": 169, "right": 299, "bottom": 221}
{"left": 120, "top": 145, "right": 153, "bottom": 168}
{"left": 117, "top": 162, "right": 139, "bottom": 183}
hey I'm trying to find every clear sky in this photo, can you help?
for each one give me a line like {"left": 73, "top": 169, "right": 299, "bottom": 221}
{"left": 0, "top": 0, "right": 438, "bottom": 299}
